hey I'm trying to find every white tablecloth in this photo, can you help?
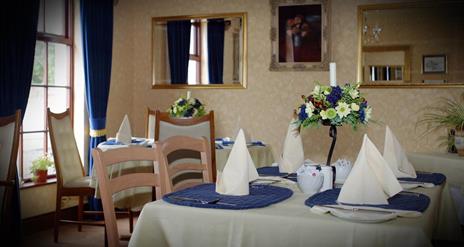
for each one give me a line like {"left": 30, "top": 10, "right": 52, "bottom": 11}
{"left": 129, "top": 182, "right": 461, "bottom": 247}
{"left": 408, "top": 152, "right": 464, "bottom": 225}
{"left": 215, "top": 145, "right": 274, "bottom": 171}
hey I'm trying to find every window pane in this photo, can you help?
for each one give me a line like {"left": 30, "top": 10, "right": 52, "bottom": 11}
{"left": 23, "top": 133, "right": 45, "bottom": 179}
{"left": 32, "top": 41, "right": 46, "bottom": 85}
{"left": 48, "top": 43, "right": 69, "bottom": 86}
{"left": 48, "top": 87, "right": 69, "bottom": 113}
{"left": 23, "top": 87, "right": 45, "bottom": 132}
{"left": 38, "top": 0, "right": 45, "bottom": 32}
{"left": 190, "top": 24, "right": 196, "bottom": 54}
{"left": 44, "top": 0, "right": 66, "bottom": 36}
{"left": 188, "top": 60, "right": 198, "bottom": 85}
{"left": 46, "top": 134, "right": 56, "bottom": 176}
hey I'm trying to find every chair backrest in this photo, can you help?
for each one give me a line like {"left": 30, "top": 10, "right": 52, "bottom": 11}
{"left": 154, "top": 110, "right": 216, "bottom": 180}
{"left": 47, "top": 108, "right": 85, "bottom": 188}
{"left": 145, "top": 107, "right": 156, "bottom": 139}
{"left": 0, "top": 110, "right": 21, "bottom": 226}
{"left": 92, "top": 146, "right": 165, "bottom": 247}
{"left": 157, "top": 135, "right": 212, "bottom": 193}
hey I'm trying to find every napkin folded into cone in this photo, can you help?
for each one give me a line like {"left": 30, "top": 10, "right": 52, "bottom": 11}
{"left": 216, "top": 129, "right": 259, "bottom": 196}
{"left": 383, "top": 126, "right": 417, "bottom": 178}
{"left": 338, "top": 134, "right": 402, "bottom": 205}
{"left": 279, "top": 119, "right": 304, "bottom": 173}
{"left": 115, "top": 114, "right": 132, "bottom": 145}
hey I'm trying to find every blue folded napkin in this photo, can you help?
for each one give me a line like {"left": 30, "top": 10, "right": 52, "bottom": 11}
{"left": 257, "top": 166, "right": 297, "bottom": 182}
{"left": 305, "top": 188, "right": 430, "bottom": 212}
{"left": 163, "top": 183, "right": 293, "bottom": 210}
{"left": 398, "top": 171, "right": 446, "bottom": 185}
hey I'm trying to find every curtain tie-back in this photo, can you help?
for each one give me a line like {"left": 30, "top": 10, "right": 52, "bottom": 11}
{"left": 90, "top": 128, "right": 107, "bottom": 137}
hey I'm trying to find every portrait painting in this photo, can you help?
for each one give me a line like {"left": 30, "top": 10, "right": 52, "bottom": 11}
{"left": 270, "top": 0, "right": 330, "bottom": 71}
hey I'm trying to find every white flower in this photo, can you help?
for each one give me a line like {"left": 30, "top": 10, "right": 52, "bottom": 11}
{"left": 336, "top": 102, "right": 351, "bottom": 118}
{"left": 323, "top": 88, "right": 331, "bottom": 95}
{"left": 320, "top": 110, "right": 328, "bottom": 120}
{"left": 351, "top": 103, "right": 360, "bottom": 111}
{"left": 349, "top": 89, "right": 359, "bottom": 99}
{"left": 312, "top": 85, "right": 320, "bottom": 95}
{"left": 365, "top": 106, "right": 372, "bottom": 122}
{"left": 173, "top": 107, "right": 177, "bottom": 114}
{"left": 305, "top": 102, "right": 314, "bottom": 117}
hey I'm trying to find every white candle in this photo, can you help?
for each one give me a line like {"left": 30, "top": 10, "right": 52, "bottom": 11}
{"left": 329, "top": 62, "right": 337, "bottom": 87}
{"left": 186, "top": 91, "right": 191, "bottom": 100}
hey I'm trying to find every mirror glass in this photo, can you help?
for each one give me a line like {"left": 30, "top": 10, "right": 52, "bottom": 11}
{"left": 152, "top": 13, "right": 247, "bottom": 89}
{"left": 357, "top": 2, "right": 464, "bottom": 88}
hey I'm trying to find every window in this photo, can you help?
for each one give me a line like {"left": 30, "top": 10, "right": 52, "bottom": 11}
{"left": 188, "top": 21, "right": 201, "bottom": 84}
{"left": 19, "top": 0, "right": 73, "bottom": 181}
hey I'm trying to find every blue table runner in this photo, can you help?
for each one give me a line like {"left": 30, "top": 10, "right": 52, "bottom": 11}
{"left": 305, "top": 188, "right": 430, "bottom": 212}
{"left": 163, "top": 183, "right": 293, "bottom": 210}
{"left": 257, "top": 166, "right": 297, "bottom": 182}
{"left": 101, "top": 139, "right": 145, "bottom": 145}
{"left": 399, "top": 172, "right": 446, "bottom": 185}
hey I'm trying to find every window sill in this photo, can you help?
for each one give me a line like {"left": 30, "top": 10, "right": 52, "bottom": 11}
{"left": 20, "top": 178, "right": 57, "bottom": 190}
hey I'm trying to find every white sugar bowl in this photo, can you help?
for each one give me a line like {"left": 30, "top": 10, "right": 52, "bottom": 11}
{"left": 297, "top": 170, "right": 324, "bottom": 195}
{"left": 334, "top": 159, "right": 352, "bottom": 183}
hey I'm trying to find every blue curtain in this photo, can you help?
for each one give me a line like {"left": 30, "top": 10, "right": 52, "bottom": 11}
{"left": 81, "top": 0, "right": 113, "bottom": 211}
{"left": 207, "top": 18, "right": 225, "bottom": 84}
{"left": 0, "top": 0, "right": 40, "bottom": 244}
{"left": 167, "top": 20, "right": 191, "bottom": 84}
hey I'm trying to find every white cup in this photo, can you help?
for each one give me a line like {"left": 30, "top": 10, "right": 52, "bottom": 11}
{"left": 334, "top": 159, "right": 352, "bottom": 182}
{"left": 297, "top": 171, "right": 324, "bottom": 195}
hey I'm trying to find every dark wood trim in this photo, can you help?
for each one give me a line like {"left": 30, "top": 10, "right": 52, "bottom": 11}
{"left": 22, "top": 206, "right": 78, "bottom": 235}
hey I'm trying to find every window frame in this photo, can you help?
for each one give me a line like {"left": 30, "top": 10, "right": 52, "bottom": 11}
{"left": 19, "top": 0, "right": 74, "bottom": 183}
{"left": 189, "top": 21, "right": 201, "bottom": 84}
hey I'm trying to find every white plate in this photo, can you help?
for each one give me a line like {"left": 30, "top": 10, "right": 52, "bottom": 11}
{"left": 328, "top": 207, "right": 398, "bottom": 223}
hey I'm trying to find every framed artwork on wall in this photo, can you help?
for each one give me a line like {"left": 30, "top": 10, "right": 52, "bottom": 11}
{"left": 270, "top": 0, "right": 330, "bottom": 71}
{"left": 422, "top": 54, "right": 447, "bottom": 74}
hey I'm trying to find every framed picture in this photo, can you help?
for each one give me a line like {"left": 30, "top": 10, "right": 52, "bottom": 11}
{"left": 422, "top": 55, "right": 447, "bottom": 73}
{"left": 270, "top": 0, "right": 330, "bottom": 71}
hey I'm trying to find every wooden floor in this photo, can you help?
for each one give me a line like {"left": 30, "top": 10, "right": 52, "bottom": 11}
{"left": 21, "top": 217, "right": 133, "bottom": 247}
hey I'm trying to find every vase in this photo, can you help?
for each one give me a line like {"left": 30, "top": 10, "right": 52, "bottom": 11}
{"left": 35, "top": 170, "right": 48, "bottom": 183}
{"left": 455, "top": 130, "right": 464, "bottom": 156}
{"left": 297, "top": 171, "right": 324, "bottom": 195}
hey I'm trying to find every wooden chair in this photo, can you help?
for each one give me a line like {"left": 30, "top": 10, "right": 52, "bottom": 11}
{"left": 155, "top": 110, "right": 217, "bottom": 180}
{"left": 0, "top": 110, "right": 21, "bottom": 239}
{"left": 145, "top": 107, "right": 156, "bottom": 139}
{"left": 92, "top": 146, "right": 166, "bottom": 247}
{"left": 48, "top": 108, "right": 106, "bottom": 242}
{"left": 157, "top": 135, "right": 212, "bottom": 192}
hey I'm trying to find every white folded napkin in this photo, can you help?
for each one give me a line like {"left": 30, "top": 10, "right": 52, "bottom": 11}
{"left": 338, "top": 134, "right": 402, "bottom": 205}
{"left": 279, "top": 119, "right": 304, "bottom": 173}
{"left": 115, "top": 114, "right": 132, "bottom": 145}
{"left": 383, "top": 126, "right": 417, "bottom": 178}
{"left": 216, "top": 129, "right": 259, "bottom": 196}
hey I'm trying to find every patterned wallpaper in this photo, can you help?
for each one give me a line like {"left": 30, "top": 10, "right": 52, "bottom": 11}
{"left": 108, "top": 0, "right": 464, "bottom": 164}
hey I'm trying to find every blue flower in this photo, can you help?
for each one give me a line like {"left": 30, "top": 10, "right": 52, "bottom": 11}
{"left": 298, "top": 104, "right": 308, "bottom": 121}
{"left": 178, "top": 99, "right": 187, "bottom": 106}
{"left": 184, "top": 108, "right": 194, "bottom": 117}
{"left": 359, "top": 108, "right": 366, "bottom": 122}
{"left": 193, "top": 98, "right": 202, "bottom": 108}
{"left": 326, "top": 86, "right": 342, "bottom": 106}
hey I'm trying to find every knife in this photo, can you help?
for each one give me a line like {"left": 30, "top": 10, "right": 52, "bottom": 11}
{"left": 169, "top": 195, "right": 237, "bottom": 206}
{"left": 320, "top": 204, "right": 395, "bottom": 214}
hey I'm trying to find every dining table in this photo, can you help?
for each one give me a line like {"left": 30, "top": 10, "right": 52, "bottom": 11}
{"left": 215, "top": 141, "right": 274, "bottom": 171}
{"left": 128, "top": 176, "right": 462, "bottom": 247}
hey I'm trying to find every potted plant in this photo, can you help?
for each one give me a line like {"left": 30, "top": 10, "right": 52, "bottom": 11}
{"left": 417, "top": 93, "right": 464, "bottom": 156}
{"left": 30, "top": 154, "right": 54, "bottom": 183}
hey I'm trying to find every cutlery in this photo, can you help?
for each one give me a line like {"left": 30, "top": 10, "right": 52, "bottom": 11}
{"left": 320, "top": 204, "right": 394, "bottom": 214}
{"left": 169, "top": 195, "right": 237, "bottom": 206}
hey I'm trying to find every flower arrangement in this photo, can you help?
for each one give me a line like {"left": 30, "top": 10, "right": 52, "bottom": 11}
{"left": 296, "top": 83, "right": 372, "bottom": 129}
{"left": 168, "top": 92, "right": 206, "bottom": 118}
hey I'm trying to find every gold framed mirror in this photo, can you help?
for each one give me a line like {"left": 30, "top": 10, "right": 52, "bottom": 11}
{"left": 151, "top": 12, "right": 247, "bottom": 89}
{"left": 357, "top": 1, "right": 464, "bottom": 88}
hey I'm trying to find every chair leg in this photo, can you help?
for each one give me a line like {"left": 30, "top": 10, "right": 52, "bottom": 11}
{"left": 78, "top": 196, "right": 84, "bottom": 232}
{"left": 129, "top": 210, "right": 134, "bottom": 233}
{"left": 54, "top": 193, "right": 62, "bottom": 243}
